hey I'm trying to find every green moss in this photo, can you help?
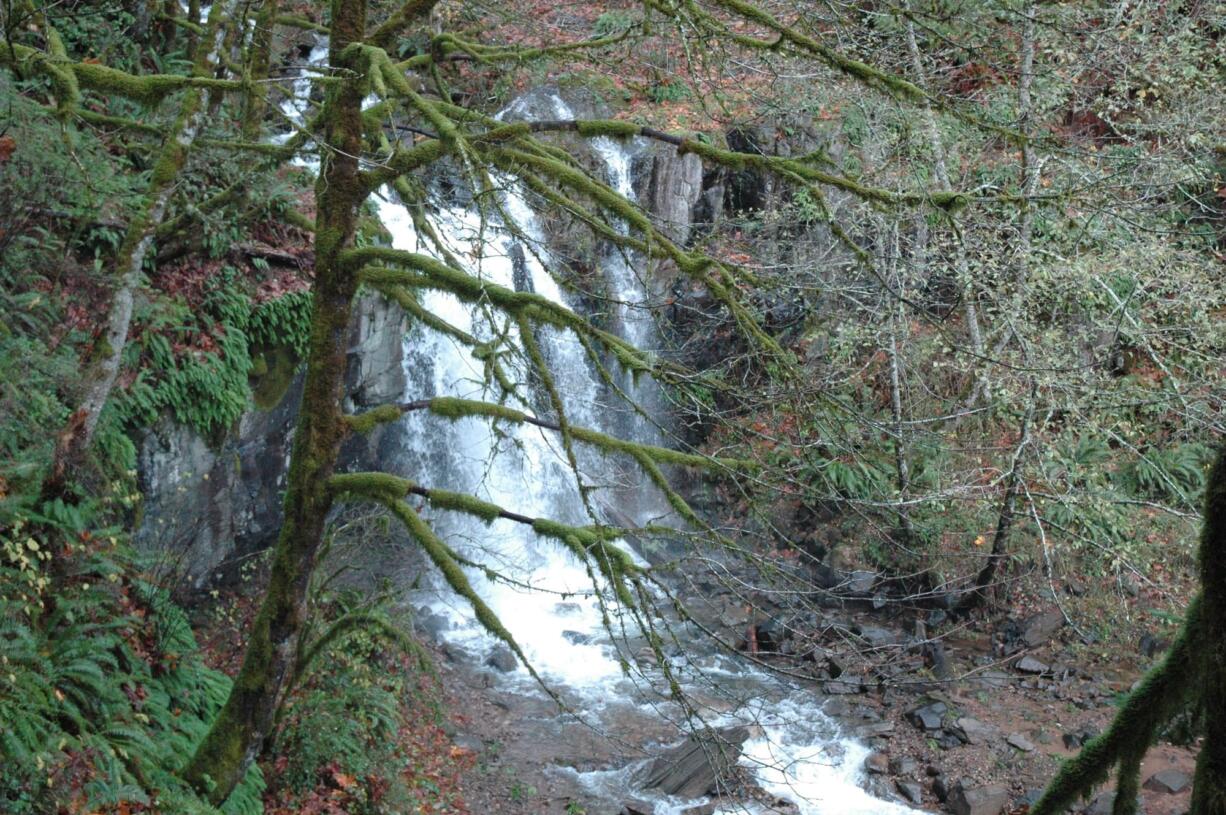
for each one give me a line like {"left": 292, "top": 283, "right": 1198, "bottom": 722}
{"left": 429, "top": 396, "right": 525, "bottom": 423}
{"left": 250, "top": 345, "right": 299, "bottom": 410}
{"left": 343, "top": 403, "right": 403, "bottom": 434}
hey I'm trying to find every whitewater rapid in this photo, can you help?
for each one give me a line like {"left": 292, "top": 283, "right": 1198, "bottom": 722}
{"left": 281, "top": 41, "right": 915, "bottom": 814}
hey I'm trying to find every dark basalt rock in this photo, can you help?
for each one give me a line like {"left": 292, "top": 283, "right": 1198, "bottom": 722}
{"left": 637, "top": 726, "right": 751, "bottom": 798}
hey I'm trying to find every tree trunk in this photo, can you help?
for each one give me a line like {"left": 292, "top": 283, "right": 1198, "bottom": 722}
{"left": 182, "top": 0, "right": 368, "bottom": 802}
{"left": 959, "top": 384, "right": 1034, "bottom": 611}
{"left": 1192, "top": 447, "right": 1226, "bottom": 812}
{"left": 40, "top": 2, "right": 228, "bottom": 500}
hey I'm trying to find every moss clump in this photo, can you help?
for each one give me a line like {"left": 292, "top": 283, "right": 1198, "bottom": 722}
{"left": 250, "top": 345, "right": 299, "bottom": 410}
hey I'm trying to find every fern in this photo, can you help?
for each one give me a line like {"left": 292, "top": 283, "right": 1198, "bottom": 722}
{"left": 0, "top": 504, "right": 264, "bottom": 814}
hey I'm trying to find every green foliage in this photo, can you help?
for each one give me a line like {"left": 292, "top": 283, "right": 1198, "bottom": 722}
{"left": 591, "top": 11, "right": 634, "bottom": 38}
{"left": 1120, "top": 443, "right": 1213, "bottom": 503}
{"left": 115, "top": 275, "right": 311, "bottom": 437}
{"left": 248, "top": 290, "right": 314, "bottom": 360}
{"left": 0, "top": 499, "right": 263, "bottom": 814}
{"left": 272, "top": 596, "right": 430, "bottom": 813}
{"left": 648, "top": 79, "right": 691, "bottom": 103}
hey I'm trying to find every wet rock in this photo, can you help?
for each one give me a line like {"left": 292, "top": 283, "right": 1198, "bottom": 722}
{"left": 1006, "top": 732, "right": 1036, "bottom": 752}
{"left": 562, "top": 630, "right": 591, "bottom": 645}
{"left": 679, "top": 804, "right": 716, "bottom": 815}
{"left": 897, "top": 781, "right": 924, "bottom": 805}
{"left": 554, "top": 602, "right": 583, "bottom": 615}
{"left": 637, "top": 726, "right": 750, "bottom": 798}
{"left": 416, "top": 610, "right": 451, "bottom": 640}
{"left": 889, "top": 756, "right": 919, "bottom": 775}
{"left": 1015, "top": 656, "right": 1051, "bottom": 675}
{"left": 1143, "top": 770, "right": 1191, "bottom": 794}
{"left": 906, "top": 701, "right": 948, "bottom": 731}
{"left": 949, "top": 717, "right": 997, "bottom": 746}
{"left": 865, "top": 752, "right": 889, "bottom": 774}
{"left": 1020, "top": 789, "right": 1044, "bottom": 807}
{"left": 484, "top": 645, "right": 518, "bottom": 673}
{"left": 948, "top": 780, "right": 1010, "bottom": 815}
{"left": 854, "top": 722, "right": 896, "bottom": 739}
{"left": 719, "top": 606, "right": 752, "bottom": 631}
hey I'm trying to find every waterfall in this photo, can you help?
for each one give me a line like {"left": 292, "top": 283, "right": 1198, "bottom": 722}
{"left": 283, "top": 45, "right": 914, "bottom": 812}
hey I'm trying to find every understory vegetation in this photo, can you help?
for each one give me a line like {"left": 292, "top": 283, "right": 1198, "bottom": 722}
{"left": 0, "top": 0, "right": 1223, "bottom": 812}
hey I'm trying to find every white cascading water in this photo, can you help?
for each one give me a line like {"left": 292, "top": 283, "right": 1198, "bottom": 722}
{"left": 282, "top": 46, "right": 915, "bottom": 814}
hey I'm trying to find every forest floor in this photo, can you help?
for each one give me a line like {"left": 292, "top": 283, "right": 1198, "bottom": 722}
{"left": 188, "top": 549, "right": 1200, "bottom": 815}
{"left": 432, "top": 613, "right": 1199, "bottom": 815}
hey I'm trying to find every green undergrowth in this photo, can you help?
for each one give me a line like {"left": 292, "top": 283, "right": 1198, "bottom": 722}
{"left": 267, "top": 593, "right": 457, "bottom": 814}
{"left": 0, "top": 497, "right": 263, "bottom": 814}
{"left": 115, "top": 276, "right": 314, "bottom": 440}
{"left": 0, "top": 487, "right": 453, "bottom": 815}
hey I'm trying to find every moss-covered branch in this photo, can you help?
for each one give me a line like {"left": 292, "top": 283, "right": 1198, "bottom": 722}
{"left": 1, "top": 41, "right": 244, "bottom": 110}
{"left": 344, "top": 396, "right": 752, "bottom": 471}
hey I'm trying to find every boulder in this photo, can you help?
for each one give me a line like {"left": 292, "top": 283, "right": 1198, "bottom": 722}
{"left": 1143, "top": 769, "right": 1191, "bottom": 794}
{"left": 948, "top": 781, "right": 1009, "bottom": 815}
{"left": 637, "top": 727, "right": 750, "bottom": 798}
{"left": 1006, "top": 733, "right": 1036, "bottom": 752}
{"left": 854, "top": 722, "right": 896, "bottom": 739}
{"left": 1020, "top": 608, "right": 1066, "bottom": 647}
{"left": 865, "top": 752, "right": 889, "bottom": 774}
{"left": 135, "top": 292, "right": 408, "bottom": 587}
{"left": 1015, "top": 656, "right": 1051, "bottom": 674}
{"left": 897, "top": 781, "right": 924, "bottom": 805}
{"left": 484, "top": 645, "right": 518, "bottom": 673}
{"left": 906, "top": 701, "right": 948, "bottom": 731}
{"left": 637, "top": 144, "right": 704, "bottom": 247}
{"left": 949, "top": 717, "right": 997, "bottom": 746}
{"left": 857, "top": 625, "right": 899, "bottom": 648}
{"left": 847, "top": 570, "right": 878, "bottom": 594}
{"left": 889, "top": 756, "right": 919, "bottom": 776}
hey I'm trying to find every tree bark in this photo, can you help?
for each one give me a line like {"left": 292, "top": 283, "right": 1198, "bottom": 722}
{"left": 902, "top": 12, "right": 988, "bottom": 415}
{"left": 1192, "top": 447, "right": 1226, "bottom": 812}
{"left": 959, "top": 383, "right": 1035, "bottom": 610}
{"left": 182, "top": 0, "right": 369, "bottom": 802}
{"left": 40, "top": 2, "right": 228, "bottom": 500}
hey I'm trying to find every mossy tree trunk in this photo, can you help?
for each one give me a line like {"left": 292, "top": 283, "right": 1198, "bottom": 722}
{"left": 182, "top": 0, "right": 369, "bottom": 802}
{"left": 1192, "top": 444, "right": 1226, "bottom": 812}
{"left": 40, "top": 2, "right": 228, "bottom": 500}
{"left": 1031, "top": 445, "right": 1226, "bottom": 815}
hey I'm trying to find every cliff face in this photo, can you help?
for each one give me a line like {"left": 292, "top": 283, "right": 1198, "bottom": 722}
{"left": 134, "top": 292, "right": 408, "bottom": 586}
{"left": 132, "top": 87, "right": 733, "bottom": 588}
